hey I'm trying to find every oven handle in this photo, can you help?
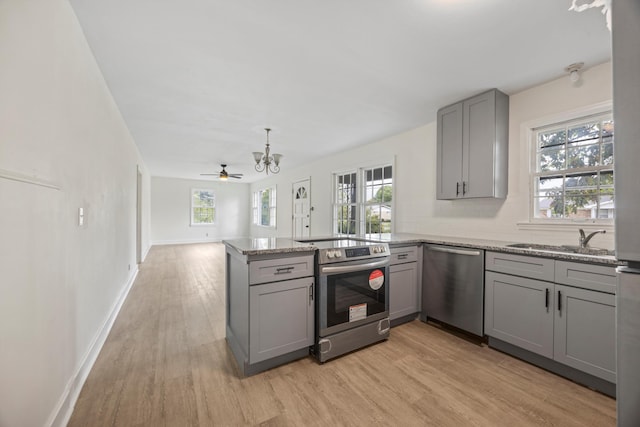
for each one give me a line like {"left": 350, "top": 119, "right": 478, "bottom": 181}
{"left": 320, "top": 258, "right": 389, "bottom": 275}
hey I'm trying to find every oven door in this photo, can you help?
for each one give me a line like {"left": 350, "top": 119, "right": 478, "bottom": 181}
{"left": 319, "top": 257, "right": 389, "bottom": 337}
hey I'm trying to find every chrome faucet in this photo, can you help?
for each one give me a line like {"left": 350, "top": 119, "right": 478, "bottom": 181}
{"left": 579, "top": 229, "right": 606, "bottom": 249}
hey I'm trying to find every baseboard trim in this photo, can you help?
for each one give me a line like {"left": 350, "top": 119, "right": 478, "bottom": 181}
{"left": 48, "top": 267, "right": 139, "bottom": 427}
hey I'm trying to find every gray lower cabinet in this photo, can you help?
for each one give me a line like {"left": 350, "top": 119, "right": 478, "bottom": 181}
{"left": 484, "top": 251, "right": 617, "bottom": 389}
{"left": 249, "top": 277, "right": 314, "bottom": 364}
{"left": 389, "top": 246, "right": 421, "bottom": 325}
{"left": 554, "top": 284, "right": 616, "bottom": 383}
{"left": 225, "top": 248, "right": 315, "bottom": 376}
{"left": 485, "top": 271, "right": 554, "bottom": 358}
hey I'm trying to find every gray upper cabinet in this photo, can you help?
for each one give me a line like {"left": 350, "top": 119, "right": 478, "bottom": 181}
{"left": 436, "top": 89, "right": 509, "bottom": 200}
{"left": 437, "top": 103, "right": 464, "bottom": 199}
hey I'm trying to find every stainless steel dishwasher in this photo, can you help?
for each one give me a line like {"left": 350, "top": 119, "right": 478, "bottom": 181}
{"left": 421, "top": 244, "right": 485, "bottom": 337}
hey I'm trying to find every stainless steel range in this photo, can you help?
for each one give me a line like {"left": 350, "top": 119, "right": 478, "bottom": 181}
{"left": 310, "top": 239, "right": 391, "bottom": 362}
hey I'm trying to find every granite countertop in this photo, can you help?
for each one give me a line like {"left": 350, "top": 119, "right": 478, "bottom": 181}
{"left": 369, "top": 233, "right": 621, "bottom": 266}
{"left": 224, "top": 234, "right": 622, "bottom": 266}
{"left": 223, "top": 238, "right": 316, "bottom": 256}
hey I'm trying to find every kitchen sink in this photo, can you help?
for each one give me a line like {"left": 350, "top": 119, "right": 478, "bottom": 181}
{"left": 506, "top": 243, "right": 615, "bottom": 257}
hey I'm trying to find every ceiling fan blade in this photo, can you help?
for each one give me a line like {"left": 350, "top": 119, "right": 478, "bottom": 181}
{"left": 229, "top": 175, "right": 243, "bottom": 179}
{"left": 200, "top": 173, "right": 218, "bottom": 176}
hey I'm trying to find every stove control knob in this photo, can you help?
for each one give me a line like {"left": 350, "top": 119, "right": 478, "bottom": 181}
{"left": 335, "top": 250, "right": 342, "bottom": 258}
{"left": 326, "top": 250, "right": 335, "bottom": 259}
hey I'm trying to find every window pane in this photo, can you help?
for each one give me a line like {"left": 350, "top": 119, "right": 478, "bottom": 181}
{"left": 535, "top": 176, "right": 562, "bottom": 197}
{"left": 373, "top": 167, "right": 383, "bottom": 181}
{"left": 260, "top": 189, "right": 270, "bottom": 226}
{"left": 567, "top": 144, "right": 600, "bottom": 168}
{"left": 538, "top": 147, "right": 565, "bottom": 172}
{"left": 600, "top": 170, "right": 614, "bottom": 187}
{"left": 534, "top": 196, "right": 559, "bottom": 218}
{"left": 567, "top": 121, "right": 600, "bottom": 145}
{"left": 598, "top": 195, "right": 615, "bottom": 219}
{"left": 538, "top": 128, "right": 566, "bottom": 149}
{"left": 601, "top": 143, "right": 614, "bottom": 165}
{"left": 337, "top": 205, "right": 356, "bottom": 235}
{"left": 535, "top": 177, "right": 563, "bottom": 217}
{"left": 565, "top": 172, "right": 598, "bottom": 191}
{"left": 384, "top": 166, "right": 392, "bottom": 179}
{"left": 602, "top": 120, "right": 614, "bottom": 140}
{"left": 564, "top": 190, "right": 598, "bottom": 219}
{"left": 192, "top": 190, "right": 215, "bottom": 224}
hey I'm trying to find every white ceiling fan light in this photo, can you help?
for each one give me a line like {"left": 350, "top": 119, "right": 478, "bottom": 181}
{"left": 200, "top": 164, "right": 243, "bottom": 180}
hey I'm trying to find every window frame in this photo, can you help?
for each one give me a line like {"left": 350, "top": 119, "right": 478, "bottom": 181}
{"left": 252, "top": 186, "right": 277, "bottom": 228}
{"left": 332, "top": 162, "right": 394, "bottom": 237}
{"left": 190, "top": 188, "right": 216, "bottom": 226}
{"left": 524, "top": 102, "right": 614, "bottom": 227}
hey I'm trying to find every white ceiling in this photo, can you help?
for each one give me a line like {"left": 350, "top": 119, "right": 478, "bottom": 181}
{"left": 69, "top": 0, "right": 611, "bottom": 183}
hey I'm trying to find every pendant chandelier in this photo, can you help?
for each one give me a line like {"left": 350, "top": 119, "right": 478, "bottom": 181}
{"left": 252, "top": 128, "right": 282, "bottom": 175}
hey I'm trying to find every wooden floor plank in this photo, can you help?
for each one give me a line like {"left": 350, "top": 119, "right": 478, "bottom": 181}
{"left": 68, "top": 243, "right": 616, "bottom": 426}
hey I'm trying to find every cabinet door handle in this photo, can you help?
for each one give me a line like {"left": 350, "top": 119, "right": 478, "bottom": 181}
{"left": 398, "top": 253, "right": 409, "bottom": 260}
{"left": 463, "top": 181, "right": 467, "bottom": 195}
{"left": 456, "top": 182, "right": 460, "bottom": 196}
{"left": 557, "top": 290, "right": 562, "bottom": 313}
{"left": 545, "top": 288, "right": 549, "bottom": 309}
{"left": 309, "top": 284, "right": 314, "bottom": 305}
{"left": 275, "top": 266, "right": 294, "bottom": 274}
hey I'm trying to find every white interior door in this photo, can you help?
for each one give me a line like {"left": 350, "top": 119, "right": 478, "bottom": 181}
{"left": 292, "top": 178, "right": 311, "bottom": 239}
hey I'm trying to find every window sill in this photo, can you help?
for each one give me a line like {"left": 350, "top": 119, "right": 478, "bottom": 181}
{"left": 190, "top": 223, "right": 215, "bottom": 227}
{"left": 517, "top": 220, "right": 614, "bottom": 232}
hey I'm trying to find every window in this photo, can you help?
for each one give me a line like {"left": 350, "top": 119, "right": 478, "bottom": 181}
{"left": 253, "top": 186, "right": 277, "bottom": 227}
{"left": 335, "top": 172, "right": 357, "bottom": 235}
{"left": 333, "top": 165, "right": 393, "bottom": 237}
{"left": 532, "top": 113, "right": 614, "bottom": 221}
{"left": 191, "top": 189, "right": 215, "bottom": 225}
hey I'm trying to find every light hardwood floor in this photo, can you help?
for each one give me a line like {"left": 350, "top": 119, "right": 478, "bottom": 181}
{"left": 68, "top": 243, "right": 616, "bottom": 426}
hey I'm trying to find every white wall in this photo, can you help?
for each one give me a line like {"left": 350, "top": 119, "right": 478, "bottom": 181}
{"left": 151, "top": 177, "right": 250, "bottom": 244}
{"left": 0, "top": 1, "right": 150, "bottom": 426}
{"left": 250, "top": 62, "right": 614, "bottom": 249}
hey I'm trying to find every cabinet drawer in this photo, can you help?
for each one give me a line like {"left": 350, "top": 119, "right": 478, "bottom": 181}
{"left": 390, "top": 246, "right": 418, "bottom": 265}
{"left": 486, "top": 251, "right": 555, "bottom": 282}
{"left": 249, "top": 255, "right": 315, "bottom": 285}
{"left": 554, "top": 261, "right": 617, "bottom": 294}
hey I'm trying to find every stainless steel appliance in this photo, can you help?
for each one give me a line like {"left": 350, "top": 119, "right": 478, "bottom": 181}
{"left": 422, "top": 244, "right": 485, "bottom": 337}
{"left": 613, "top": 2, "right": 640, "bottom": 425}
{"left": 313, "top": 239, "right": 391, "bottom": 362}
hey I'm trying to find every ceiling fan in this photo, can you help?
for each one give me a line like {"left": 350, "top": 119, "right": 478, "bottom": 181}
{"left": 201, "top": 164, "right": 243, "bottom": 181}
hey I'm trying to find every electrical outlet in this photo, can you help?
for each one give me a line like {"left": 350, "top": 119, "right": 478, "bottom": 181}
{"left": 128, "top": 264, "right": 131, "bottom": 271}
{"left": 78, "top": 207, "right": 84, "bottom": 227}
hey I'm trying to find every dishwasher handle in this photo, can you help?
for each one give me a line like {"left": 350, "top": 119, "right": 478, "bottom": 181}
{"left": 427, "top": 246, "right": 482, "bottom": 257}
